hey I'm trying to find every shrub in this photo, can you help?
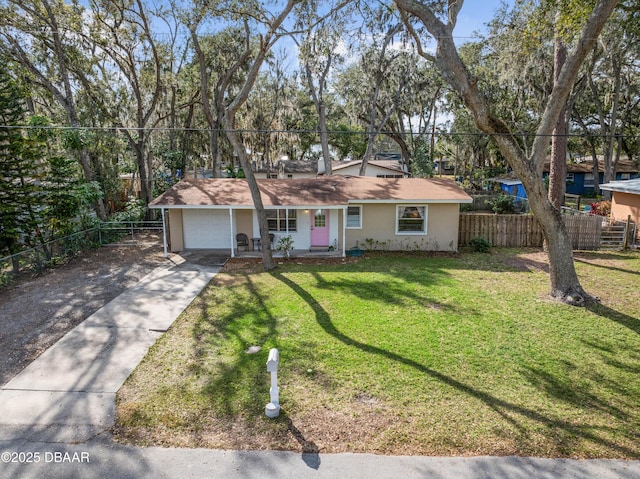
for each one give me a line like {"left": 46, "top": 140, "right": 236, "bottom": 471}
{"left": 469, "top": 237, "right": 491, "bottom": 253}
{"left": 460, "top": 203, "right": 473, "bottom": 212}
{"left": 589, "top": 200, "right": 611, "bottom": 217}
{"left": 275, "top": 235, "right": 294, "bottom": 258}
{"left": 488, "top": 194, "right": 515, "bottom": 214}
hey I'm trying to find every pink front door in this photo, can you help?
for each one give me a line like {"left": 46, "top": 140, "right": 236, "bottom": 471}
{"left": 311, "top": 209, "right": 329, "bottom": 247}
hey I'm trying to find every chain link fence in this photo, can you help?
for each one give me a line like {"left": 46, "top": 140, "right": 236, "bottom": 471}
{"left": 0, "top": 221, "right": 163, "bottom": 286}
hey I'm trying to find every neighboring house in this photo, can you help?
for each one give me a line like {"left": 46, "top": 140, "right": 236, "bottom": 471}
{"left": 434, "top": 158, "right": 455, "bottom": 175}
{"left": 489, "top": 158, "right": 640, "bottom": 200}
{"left": 149, "top": 176, "right": 472, "bottom": 257}
{"left": 487, "top": 177, "right": 527, "bottom": 200}
{"left": 253, "top": 159, "right": 318, "bottom": 179}
{"left": 252, "top": 158, "right": 409, "bottom": 179}
{"left": 543, "top": 159, "right": 640, "bottom": 196}
{"left": 332, "top": 159, "right": 408, "bottom": 178}
{"left": 599, "top": 178, "right": 640, "bottom": 241}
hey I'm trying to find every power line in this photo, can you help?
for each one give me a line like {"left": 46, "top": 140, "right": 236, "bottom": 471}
{"left": 0, "top": 124, "right": 638, "bottom": 139}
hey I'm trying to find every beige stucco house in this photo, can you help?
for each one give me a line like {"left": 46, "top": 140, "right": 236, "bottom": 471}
{"left": 600, "top": 178, "right": 640, "bottom": 243}
{"left": 149, "top": 176, "right": 472, "bottom": 257}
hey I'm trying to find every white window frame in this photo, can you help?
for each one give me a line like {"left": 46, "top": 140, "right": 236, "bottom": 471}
{"left": 346, "top": 205, "right": 362, "bottom": 229}
{"left": 566, "top": 173, "right": 574, "bottom": 182}
{"left": 266, "top": 209, "right": 297, "bottom": 232}
{"left": 396, "top": 205, "right": 427, "bottom": 235}
{"left": 584, "top": 173, "right": 595, "bottom": 187}
{"left": 620, "top": 173, "right": 631, "bottom": 180}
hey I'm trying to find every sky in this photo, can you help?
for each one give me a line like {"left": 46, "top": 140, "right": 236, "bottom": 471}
{"left": 453, "top": 1, "right": 513, "bottom": 39}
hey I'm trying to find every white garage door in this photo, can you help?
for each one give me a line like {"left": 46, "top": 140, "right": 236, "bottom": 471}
{"left": 182, "top": 209, "right": 231, "bottom": 249}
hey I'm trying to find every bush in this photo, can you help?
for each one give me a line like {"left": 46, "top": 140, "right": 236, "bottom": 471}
{"left": 469, "top": 237, "right": 491, "bottom": 253}
{"left": 275, "top": 235, "right": 294, "bottom": 258}
{"left": 589, "top": 200, "right": 611, "bottom": 217}
{"left": 488, "top": 194, "right": 515, "bottom": 214}
{"left": 113, "top": 196, "right": 146, "bottom": 222}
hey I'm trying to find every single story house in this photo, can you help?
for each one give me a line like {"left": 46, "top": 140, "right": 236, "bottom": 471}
{"left": 599, "top": 178, "right": 640, "bottom": 242}
{"left": 488, "top": 177, "right": 527, "bottom": 200}
{"left": 149, "top": 176, "right": 472, "bottom": 257}
{"left": 253, "top": 159, "right": 318, "bottom": 179}
{"left": 543, "top": 158, "right": 640, "bottom": 196}
{"left": 332, "top": 160, "right": 408, "bottom": 178}
{"left": 253, "top": 159, "right": 409, "bottom": 179}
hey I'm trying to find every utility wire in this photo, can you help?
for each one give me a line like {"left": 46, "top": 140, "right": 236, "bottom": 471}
{"left": 0, "top": 124, "right": 638, "bottom": 139}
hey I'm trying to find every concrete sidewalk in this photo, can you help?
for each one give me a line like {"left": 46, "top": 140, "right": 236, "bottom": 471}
{"left": 1, "top": 438, "right": 639, "bottom": 479}
{"left": 1, "top": 253, "right": 639, "bottom": 478}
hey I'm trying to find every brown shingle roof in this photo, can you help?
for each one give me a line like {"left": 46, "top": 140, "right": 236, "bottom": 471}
{"left": 149, "top": 176, "right": 471, "bottom": 208}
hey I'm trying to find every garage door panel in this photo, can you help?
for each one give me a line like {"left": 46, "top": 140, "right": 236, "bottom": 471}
{"left": 183, "top": 210, "right": 230, "bottom": 249}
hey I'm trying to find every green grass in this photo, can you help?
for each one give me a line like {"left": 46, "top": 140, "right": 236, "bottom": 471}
{"left": 115, "top": 250, "right": 640, "bottom": 458}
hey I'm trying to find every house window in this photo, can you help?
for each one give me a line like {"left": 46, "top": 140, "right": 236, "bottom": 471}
{"left": 566, "top": 173, "right": 574, "bottom": 182}
{"left": 620, "top": 173, "right": 630, "bottom": 180}
{"left": 266, "top": 209, "right": 297, "bottom": 232}
{"left": 346, "top": 206, "right": 362, "bottom": 228}
{"left": 397, "top": 205, "right": 426, "bottom": 234}
{"left": 584, "top": 173, "right": 595, "bottom": 187}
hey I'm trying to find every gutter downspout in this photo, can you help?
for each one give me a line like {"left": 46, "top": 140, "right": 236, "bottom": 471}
{"left": 229, "top": 208, "right": 235, "bottom": 258}
{"left": 342, "top": 206, "right": 347, "bottom": 257}
{"left": 161, "top": 207, "right": 168, "bottom": 258}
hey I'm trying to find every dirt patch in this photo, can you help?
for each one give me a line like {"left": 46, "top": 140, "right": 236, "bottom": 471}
{"left": 503, "top": 249, "right": 550, "bottom": 273}
{"left": 0, "top": 242, "right": 168, "bottom": 386}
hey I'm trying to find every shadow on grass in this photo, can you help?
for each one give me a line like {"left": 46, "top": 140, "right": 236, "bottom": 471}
{"left": 575, "top": 252, "right": 640, "bottom": 277}
{"left": 190, "top": 273, "right": 278, "bottom": 419}
{"left": 307, "top": 267, "right": 458, "bottom": 311}
{"left": 586, "top": 302, "right": 640, "bottom": 336}
{"left": 271, "top": 270, "right": 639, "bottom": 457}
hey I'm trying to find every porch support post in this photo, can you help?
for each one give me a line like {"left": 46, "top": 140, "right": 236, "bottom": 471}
{"left": 229, "top": 208, "right": 235, "bottom": 258}
{"left": 161, "top": 207, "right": 168, "bottom": 258}
{"left": 342, "top": 206, "right": 347, "bottom": 257}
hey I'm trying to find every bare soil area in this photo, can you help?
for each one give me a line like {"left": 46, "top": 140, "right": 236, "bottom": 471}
{"left": 0, "top": 242, "right": 168, "bottom": 386}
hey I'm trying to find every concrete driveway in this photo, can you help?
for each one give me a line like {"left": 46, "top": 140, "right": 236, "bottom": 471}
{"left": 0, "top": 252, "right": 221, "bottom": 445}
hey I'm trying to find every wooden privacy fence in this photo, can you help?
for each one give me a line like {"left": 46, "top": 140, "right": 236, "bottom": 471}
{"left": 563, "top": 214, "right": 602, "bottom": 250}
{"left": 458, "top": 213, "right": 603, "bottom": 250}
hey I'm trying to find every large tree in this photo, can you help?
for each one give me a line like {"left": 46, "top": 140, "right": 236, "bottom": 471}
{"left": 222, "top": 0, "right": 301, "bottom": 271}
{"left": 87, "top": 0, "right": 165, "bottom": 212}
{"left": 395, "top": 0, "right": 620, "bottom": 304}
{"left": 0, "top": 0, "right": 108, "bottom": 219}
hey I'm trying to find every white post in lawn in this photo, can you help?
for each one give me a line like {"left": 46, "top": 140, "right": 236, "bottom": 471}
{"left": 265, "top": 348, "right": 280, "bottom": 418}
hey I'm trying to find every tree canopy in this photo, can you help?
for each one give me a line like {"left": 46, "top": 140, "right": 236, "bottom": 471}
{"left": 1, "top": 0, "right": 635, "bottom": 288}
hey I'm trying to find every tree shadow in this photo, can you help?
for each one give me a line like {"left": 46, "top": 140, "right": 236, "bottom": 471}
{"left": 271, "top": 270, "right": 639, "bottom": 457}
{"left": 575, "top": 254, "right": 640, "bottom": 277}
{"left": 307, "top": 267, "right": 459, "bottom": 312}
{"left": 279, "top": 410, "right": 321, "bottom": 469}
{"left": 191, "top": 272, "right": 278, "bottom": 420}
{"left": 585, "top": 302, "right": 640, "bottom": 336}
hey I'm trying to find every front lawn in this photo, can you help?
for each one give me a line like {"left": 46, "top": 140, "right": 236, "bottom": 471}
{"left": 115, "top": 249, "right": 640, "bottom": 458}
